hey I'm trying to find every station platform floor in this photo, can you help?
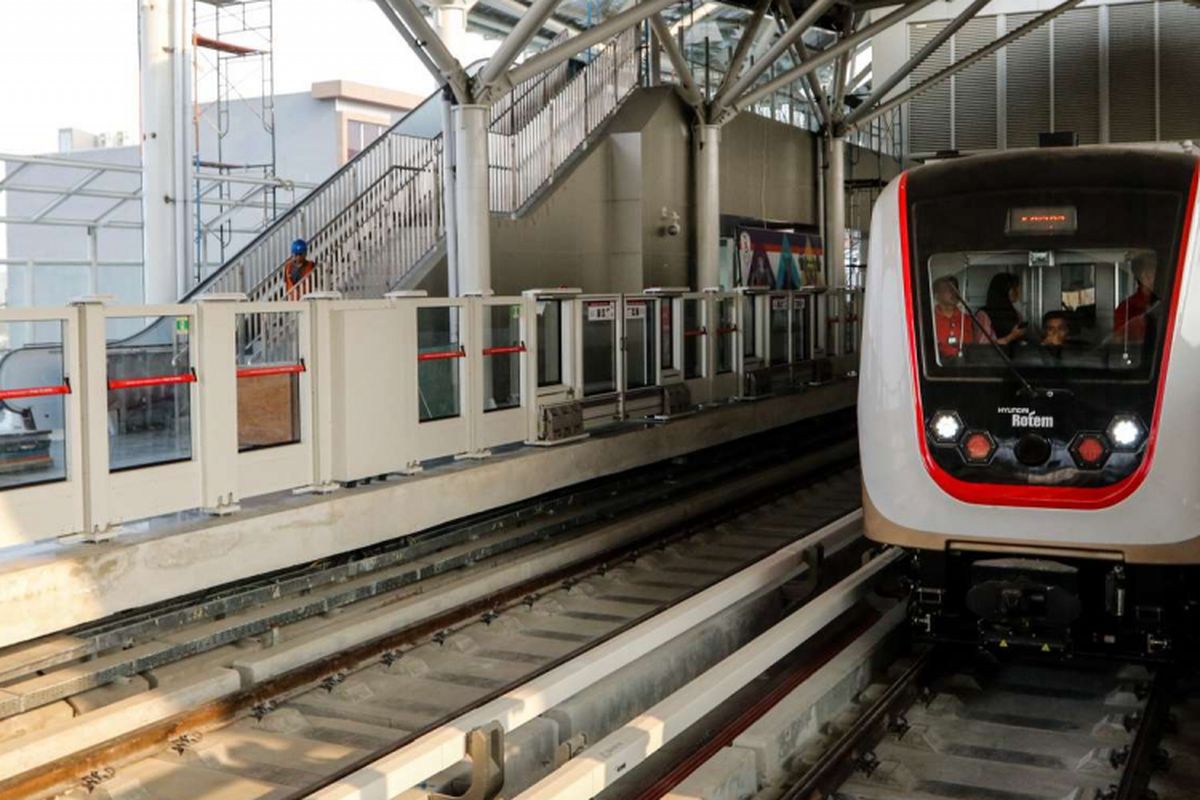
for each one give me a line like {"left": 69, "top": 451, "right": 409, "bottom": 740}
{"left": 0, "top": 380, "right": 856, "bottom": 650}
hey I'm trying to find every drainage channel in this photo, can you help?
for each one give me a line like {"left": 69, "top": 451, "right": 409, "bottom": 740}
{"left": 0, "top": 430, "right": 861, "bottom": 798}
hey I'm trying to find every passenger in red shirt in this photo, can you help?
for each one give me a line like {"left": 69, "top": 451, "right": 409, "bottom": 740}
{"left": 932, "top": 275, "right": 992, "bottom": 360}
{"left": 1113, "top": 258, "right": 1157, "bottom": 343}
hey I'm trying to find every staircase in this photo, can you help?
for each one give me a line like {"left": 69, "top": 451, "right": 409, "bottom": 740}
{"left": 190, "top": 28, "right": 640, "bottom": 304}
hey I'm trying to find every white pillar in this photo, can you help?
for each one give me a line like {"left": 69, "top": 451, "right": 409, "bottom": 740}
{"left": 139, "top": 0, "right": 193, "bottom": 304}
{"left": 454, "top": 104, "right": 491, "bottom": 295}
{"left": 825, "top": 135, "right": 846, "bottom": 291}
{"left": 429, "top": 0, "right": 473, "bottom": 61}
{"left": 441, "top": 96, "right": 460, "bottom": 297}
{"left": 695, "top": 124, "right": 721, "bottom": 290}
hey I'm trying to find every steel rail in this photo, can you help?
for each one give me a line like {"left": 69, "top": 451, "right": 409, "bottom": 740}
{"left": 0, "top": 423, "right": 849, "bottom": 690}
{"left": 777, "top": 645, "right": 940, "bottom": 800}
{"left": 0, "top": 438, "right": 859, "bottom": 798}
{"left": 305, "top": 492, "right": 865, "bottom": 798}
{"left": 513, "top": 548, "right": 903, "bottom": 799}
{"left": 1111, "top": 668, "right": 1174, "bottom": 800}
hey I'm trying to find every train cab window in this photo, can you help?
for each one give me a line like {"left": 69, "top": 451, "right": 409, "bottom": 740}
{"left": 906, "top": 174, "right": 1192, "bottom": 489}
{"left": 923, "top": 248, "right": 1162, "bottom": 374}
{"left": 912, "top": 185, "right": 1186, "bottom": 385}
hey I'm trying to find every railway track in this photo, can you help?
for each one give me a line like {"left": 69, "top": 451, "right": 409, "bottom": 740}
{"left": 0, "top": 419, "right": 864, "bottom": 799}
{"left": 616, "top": 629, "right": 1192, "bottom": 800}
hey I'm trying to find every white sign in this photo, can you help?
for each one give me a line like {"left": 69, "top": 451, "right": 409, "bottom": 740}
{"left": 625, "top": 301, "right": 647, "bottom": 320}
{"left": 771, "top": 297, "right": 789, "bottom": 311}
{"left": 586, "top": 301, "right": 616, "bottom": 322}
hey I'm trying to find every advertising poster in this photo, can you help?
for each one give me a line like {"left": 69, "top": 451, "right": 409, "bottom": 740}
{"left": 735, "top": 226, "right": 824, "bottom": 289}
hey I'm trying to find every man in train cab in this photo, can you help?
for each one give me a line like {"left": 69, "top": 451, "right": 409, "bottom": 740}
{"left": 1113, "top": 256, "right": 1157, "bottom": 343}
{"left": 283, "top": 238, "right": 316, "bottom": 300}
{"left": 1037, "top": 310, "right": 1073, "bottom": 363}
{"left": 932, "top": 275, "right": 984, "bottom": 359}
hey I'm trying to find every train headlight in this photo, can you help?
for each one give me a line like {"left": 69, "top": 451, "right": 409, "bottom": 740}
{"left": 929, "top": 411, "right": 963, "bottom": 444}
{"left": 1107, "top": 415, "right": 1145, "bottom": 451}
{"left": 961, "top": 431, "right": 996, "bottom": 464}
{"left": 1069, "top": 433, "right": 1110, "bottom": 470}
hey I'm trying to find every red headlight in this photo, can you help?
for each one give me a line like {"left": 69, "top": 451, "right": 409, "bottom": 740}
{"left": 1069, "top": 433, "right": 1109, "bottom": 469}
{"left": 961, "top": 431, "right": 996, "bottom": 464}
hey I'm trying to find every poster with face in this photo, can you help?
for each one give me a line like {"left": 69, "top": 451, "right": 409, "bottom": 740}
{"left": 735, "top": 225, "right": 824, "bottom": 289}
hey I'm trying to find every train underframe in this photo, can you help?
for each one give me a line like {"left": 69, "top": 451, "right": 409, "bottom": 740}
{"left": 907, "top": 547, "right": 1200, "bottom": 660}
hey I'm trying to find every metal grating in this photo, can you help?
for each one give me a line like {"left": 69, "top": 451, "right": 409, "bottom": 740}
{"left": 908, "top": 20, "right": 953, "bottom": 153}
{"left": 1005, "top": 12, "right": 1051, "bottom": 148}
{"left": 1052, "top": 8, "right": 1100, "bottom": 144}
{"left": 953, "top": 17, "right": 999, "bottom": 151}
{"left": 1108, "top": 1, "right": 1157, "bottom": 143}
{"left": 1159, "top": 1, "right": 1200, "bottom": 140}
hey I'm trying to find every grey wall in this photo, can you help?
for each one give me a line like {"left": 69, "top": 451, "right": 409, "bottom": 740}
{"left": 488, "top": 88, "right": 693, "bottom": 295}
{"left": 871, "top": 0, "right": 1200, "bottom": 155}
{"left": 719, "top": 112, "right": 819, "bottom": 226}
{"left": 484, "top": 87, "right": 901, "bottom": 295}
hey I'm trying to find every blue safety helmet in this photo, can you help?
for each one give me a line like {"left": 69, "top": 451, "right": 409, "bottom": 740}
{"left": 291, "top": 238, "right": 308, "bottom": 256}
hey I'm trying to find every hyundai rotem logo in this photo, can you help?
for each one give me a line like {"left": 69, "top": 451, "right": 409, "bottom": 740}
{"left": 998, "top": 407, "right": 1055, "bottom": 429}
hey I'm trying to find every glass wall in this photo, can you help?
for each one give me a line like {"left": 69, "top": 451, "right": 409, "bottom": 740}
{"left": 0, "top": 320, "right": 68, "bottom": 489}
{"left": 483, "top": 304, "right": 522, "bottom": 412}
{"left": 536, "top": 300, "right": 563, "bottom": 388}
{"left": 683, "top": 299, "right": 704, "bottom": 380}
{"left": 107, "top": 315, "right": 193, "bottom": 470}
{"left": 582, "top": 300, "right": 617, "bottom": 396}
{"left": 417, "top": 306, "right": 463, "bottom": 422}
{"left": 624, "top": 299, "right": 656, "bottom": 390}
{"left": 236, "top": 311, "right": 302, "bottom": 450}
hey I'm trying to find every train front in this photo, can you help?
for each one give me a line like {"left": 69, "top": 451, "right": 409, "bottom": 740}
{"left": 859, "top": 148, "right": 1200, "bottom": 657}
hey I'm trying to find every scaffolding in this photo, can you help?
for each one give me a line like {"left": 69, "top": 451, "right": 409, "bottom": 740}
{"left": 192, "top": 0, "right": 277, "bottom": 283}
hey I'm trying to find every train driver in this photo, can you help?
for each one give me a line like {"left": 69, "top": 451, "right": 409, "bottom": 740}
{"left": 1113, "top": 256, "right": 1158, "bottom": 343}
{"left": 932, "top": 275, "right": 991, "bottom": 360}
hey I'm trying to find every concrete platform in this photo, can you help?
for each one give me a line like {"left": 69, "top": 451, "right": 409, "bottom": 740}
{"left": 0, "top": 382, "right": 855, "bottom": 650}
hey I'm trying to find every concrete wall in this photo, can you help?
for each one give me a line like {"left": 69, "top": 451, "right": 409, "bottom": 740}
{"left": 487, "top": 88, "right": 693, "bottom": 294}
{"left": 484, "top": 87, "right": 902, "bottom": 294}
{"left": 719, "top": 112, "right": 819, "bottom": 226}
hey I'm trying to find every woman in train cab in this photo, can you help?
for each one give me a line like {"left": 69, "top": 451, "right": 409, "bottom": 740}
{"left": 980, "top": 273, "right": 1027, "bottom": 347}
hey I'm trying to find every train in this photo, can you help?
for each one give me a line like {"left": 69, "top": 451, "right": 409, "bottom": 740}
{"left": 858, "top": 146, "right": 1199, "bottom": 658}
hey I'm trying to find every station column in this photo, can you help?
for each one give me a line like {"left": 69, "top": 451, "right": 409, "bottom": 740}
{"left": 454, "top": 104, "right": 492, "bottom": 294}
{"left": 696, "top": 124, "right": 722, "bottom": 290}
{"left": 138, "top": 0, "right": 192, "bottom": 304}
{"left": 428, "top": 0, "right": 475, "bottom": 60}
{"left": 825, "top": 135, "right": 846, "bottom": 291}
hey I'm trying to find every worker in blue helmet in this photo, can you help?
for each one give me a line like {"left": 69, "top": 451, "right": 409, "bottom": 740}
{"left": 283, "top": 238, "right": 316, "bottom": 299}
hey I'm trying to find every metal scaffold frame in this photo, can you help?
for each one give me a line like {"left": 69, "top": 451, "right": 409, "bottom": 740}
{"left": 192, "top": 0, "right": 278, "bottom": 283}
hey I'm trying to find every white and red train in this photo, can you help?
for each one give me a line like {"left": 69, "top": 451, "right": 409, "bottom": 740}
{"left": 859, "top": 147, "right": 1199, "bottom": 657}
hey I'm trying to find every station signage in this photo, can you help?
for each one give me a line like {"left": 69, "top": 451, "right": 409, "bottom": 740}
{"left": 586, "top": 301, "right": 616, "bottom": 322}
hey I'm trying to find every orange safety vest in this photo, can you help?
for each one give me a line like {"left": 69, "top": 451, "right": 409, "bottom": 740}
{"left": 284, "top": 257, "right": 315, "bottom": 299}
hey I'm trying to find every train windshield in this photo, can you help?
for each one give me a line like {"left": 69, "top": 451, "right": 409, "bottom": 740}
{"left": 912, "top": 188, "right": 1186, "bottom": 384}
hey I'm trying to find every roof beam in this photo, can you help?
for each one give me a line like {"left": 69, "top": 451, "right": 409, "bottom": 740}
{"left": 710, "top": 0, "right": 839, "bottom": 117}
{"left": 649, "top": 14, "right": 705, "bottom": 110}
{"left": 502, "top": 0, "right": 679, "bottom": 92}
{"left": 712, "top": 0, "right": 774, "bottom": 114}
{"left": 726, "top": 0, "right": 937, "bottom": 120}
{"left": 774, "top": 1, "right": 832, "bottom": 130}
{"left": 843, "top": 0, "right": 990, "bottom": 127}
{"left": 476, "top": 0, "right": 565, "bottom": 103}
{"left": 847, "top": 0, "right": 1084, "bottom": 130}
{"left": 374, "top": 0, "right": 470, "bottom": 102}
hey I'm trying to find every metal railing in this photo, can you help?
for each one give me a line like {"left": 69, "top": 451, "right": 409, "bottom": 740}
{"left": 197, "top": 34, "right": 632, "bottom": 307}
{"left": 209, "top": 133, "right": 445, "bottom": 304}
{"left": 491, "top": 27, "right": 640, "bottom": 214}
